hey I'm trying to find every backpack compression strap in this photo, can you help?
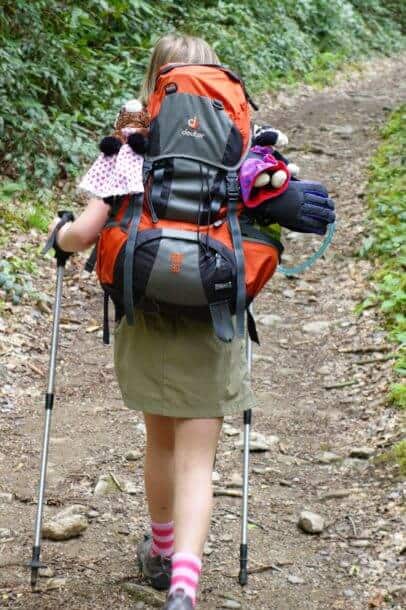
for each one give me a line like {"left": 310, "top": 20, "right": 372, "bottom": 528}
{"left": 123, "top": 193, "right": 144, "bottom": 325}
{"left": 226, "top": 172, "right": 246, "bottom": 338}
{"left": 209, "top": 301, "right": 235, "bottom": 343}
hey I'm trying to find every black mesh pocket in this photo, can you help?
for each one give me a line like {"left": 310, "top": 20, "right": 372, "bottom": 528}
{"left": 148, "top": 159, "right": 223, "bottom": 224}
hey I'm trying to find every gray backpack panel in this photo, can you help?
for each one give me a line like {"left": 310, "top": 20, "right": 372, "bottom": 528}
{"left": 148, "top": 92, "right": 242, "bottom": 169}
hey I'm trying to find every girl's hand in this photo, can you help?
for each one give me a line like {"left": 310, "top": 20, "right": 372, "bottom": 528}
{"left": 47, "top": 217, "right": 72, "bottom": 247}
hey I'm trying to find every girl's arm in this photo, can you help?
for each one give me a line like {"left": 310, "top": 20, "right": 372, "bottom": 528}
{"left": 51, "top": 197, "right": 110, "bottom": 253}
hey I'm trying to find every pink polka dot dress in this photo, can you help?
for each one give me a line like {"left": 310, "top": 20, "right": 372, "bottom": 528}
{"left": 78, "top": 144, "right": 144, "bottom": 198}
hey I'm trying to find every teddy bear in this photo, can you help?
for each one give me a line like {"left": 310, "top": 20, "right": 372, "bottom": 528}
{"left": 99, "top": 98, "right": 150, "bottom": 156}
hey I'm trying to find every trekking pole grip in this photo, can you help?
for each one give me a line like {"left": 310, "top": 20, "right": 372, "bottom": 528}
{"left": 42, "top": 210, "right": 75, "bottom": 266}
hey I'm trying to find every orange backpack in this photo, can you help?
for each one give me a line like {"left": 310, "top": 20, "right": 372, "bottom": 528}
{"left": 96, "top": 64, "right": 282, "bottom": 343}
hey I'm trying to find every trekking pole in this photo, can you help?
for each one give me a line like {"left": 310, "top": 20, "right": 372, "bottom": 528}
{"left": 29, "top": 211, "right": 74, "bottom": 588}
{"left": 239, "top": 304, "right": 253, "bottom": 586}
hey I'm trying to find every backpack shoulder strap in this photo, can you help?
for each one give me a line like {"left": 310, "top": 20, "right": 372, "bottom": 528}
{"left": 226, "top": 171, "right": 246, "bottom": 338}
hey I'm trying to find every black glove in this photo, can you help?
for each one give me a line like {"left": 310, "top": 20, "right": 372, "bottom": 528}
{"left": 43, "top": 211, "right": 75, "bottom": 265}
{"left": 248, "top": 179, "right": 335, "bottom": 235}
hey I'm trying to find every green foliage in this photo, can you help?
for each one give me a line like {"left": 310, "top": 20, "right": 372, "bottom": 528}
{"left": 389, "top": 384, "right": 406, "bottom": 410}
{"left": 393, "top": 440, "right": 406, "bottom": 475}
{"left": 0, "top": 1, "right": 404, "bottom": 190}
{"left": 360, "top": 105, "right": 406, "bottom": 407}
{"left": 0, "top": 180, "right": 54, "bottom": 231}
{"left": 0, "top": 257, "right": 37, "bottom": 306}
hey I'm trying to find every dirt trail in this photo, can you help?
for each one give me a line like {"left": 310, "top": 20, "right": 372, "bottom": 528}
{"left": 1, "top": 57, "right": 405, "bottom": 610}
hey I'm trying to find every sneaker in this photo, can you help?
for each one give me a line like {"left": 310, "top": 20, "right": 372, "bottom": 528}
{"left": 136, "top": 534, "right": 171, "bottom": 590}
{"left": 162, "top": 590, "right": 194, "bottom": 610}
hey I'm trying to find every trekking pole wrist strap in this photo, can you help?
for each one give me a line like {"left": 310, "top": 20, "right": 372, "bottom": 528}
{"left": 43, "top": 210, "right": 75, "bottom": 266}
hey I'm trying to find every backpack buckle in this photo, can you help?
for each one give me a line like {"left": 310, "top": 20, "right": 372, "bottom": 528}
{"left": 226, "top": 173, "right": 240, "bottom": 200}
{"left": 143, "top": 160, "right": 153, "bottom": 183}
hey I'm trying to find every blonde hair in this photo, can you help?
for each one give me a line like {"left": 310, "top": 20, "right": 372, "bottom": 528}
{"left": 139, "top": 34, "right": 220, "bottom": 106}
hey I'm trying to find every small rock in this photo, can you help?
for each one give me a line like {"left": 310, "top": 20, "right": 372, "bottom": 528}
{"left": 39, "top": 566, "right": 55, "bottom": 578}
{"left": 350, "top": 539, "right": 370, "bottom": 548}
{"left": 49, "top": 437, "right": 68, "bottom": 445}
{"left": 236, "top": 431, "right": 279, "bottom": 452}
{"left": 343, "top": 589, "right": 355, "bottom": 598}
{"left": 122, "top": 582, "right": 164, "bottom": 607}
{"left": 253, "top": 466, "right": 278, "bottom": 475}
{"left": 287, "top": 574, "right": 305, "bottom": 585}
{"left": 333, "top": 124, "right": 354, "bottom": 138}
{"left": 45, "top": 577, "right": 66, "bottom": 591}
{"left": 203, "top": 541, "right": 214, "bottom": 556}
{"left": 53, "top": 505, "right": 88, "bottom": 520}
{"left": 298, "top": 510, "right": 325, "bottom": 534}
{"left": 221, "top": 600, "right": 241, "bottom": 609}
{"left": 389, "top": 584, "right": 406, "bottom": 597}
{"left": 302, "top": 321, "right": 329, "bottom": 335}
{"left": 220, "top": 534, "right": 233, "bottom": 542}
{"left": 283, "top": 288, "right": 295, "bottom": 299}
{"left": 212, "top": 471, "right": 221, "bottom": 483}
{"left": 135, "top": 603, "right": 146, "bottom": 610}
{"left": 0, "top": 492, "right": 13, "bottom": 503}
{"left": 42, "top": 515, "right": 88, "bottom": 541}
{"left": 224, "top": 513, "right": 237, "bottom": 521}
{"left": 123, "top": 481, "right": 139, "bottom": 495}
{"left": 94, "top": 474, "right": 121, "bottom": 495}
{"left": 97, "top": 512, "right": 114, "bottom": 523}
{"left": 349, "top": 447, "right": 374, "bottom": 459}
{"left": 223, "top": 424, "right": 240, "bottom": 436}
{"left": 125, "top": 450, "right": 142, "bottom": 461}
{"left": 316, "top": 451, "right": 341, "bottom": 464}
{"left": 320, "top": 489, "right": 351, "bottom": 501}
{"left": 258, "top": 314, "right": 283, "bottom": 327}
{"left": 0, "top": 528, "right": 13, "bottom": 539}
{"left": 228, "top": 472, "right": 243, "bottom": 488}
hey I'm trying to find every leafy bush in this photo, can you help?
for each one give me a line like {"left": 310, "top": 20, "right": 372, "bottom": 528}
{"left": 0, "top": 1, "right": 404, "bottom": 189}
{"left": 393, "top": 440, "right": 406, "bottom": 475}
{"left": 360, "top": 106, "right": 406, "bottom": 406}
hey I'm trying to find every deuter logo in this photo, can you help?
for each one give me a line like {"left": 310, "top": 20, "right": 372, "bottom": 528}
{"left": 181, "top": 115, "right": 205, "bottom": 139}
{"left": 170, "top": 252, "right": 184, "bottom": 273}
{"left": 188, "top": 116, "right": 199, "bottom": 129}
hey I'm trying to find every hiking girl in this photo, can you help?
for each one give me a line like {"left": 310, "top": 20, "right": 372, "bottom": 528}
{"left": 49, "top": 34, "right": 256, "bottom": 610}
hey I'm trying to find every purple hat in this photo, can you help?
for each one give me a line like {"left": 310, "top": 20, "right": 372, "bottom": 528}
{"left": 239, "top": 146, "right": 289, "bottom": 208}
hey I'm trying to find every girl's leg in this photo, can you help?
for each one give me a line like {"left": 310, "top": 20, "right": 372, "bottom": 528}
{"left": 143, "top": 413, "right": 175, "bottom": 523}
{"left": 166, "top": 417, "right": 222, "bottom": 606}
{"left": 173, "top": 417, "right": 222, "bottom": 555}
{"left": 138, "top": 414, "right": 175, "bottom": 591}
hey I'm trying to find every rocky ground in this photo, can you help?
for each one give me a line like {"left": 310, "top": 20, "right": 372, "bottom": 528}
{"left": 0, "top": 56, "right": 405, "bottom": 610}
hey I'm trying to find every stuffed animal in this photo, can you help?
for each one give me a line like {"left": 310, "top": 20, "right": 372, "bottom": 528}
{"left": 252, "top": 124, "right": 300, "bottom": 189}
{"left": 99, "top": 99, "right": 150, "bottom": 156}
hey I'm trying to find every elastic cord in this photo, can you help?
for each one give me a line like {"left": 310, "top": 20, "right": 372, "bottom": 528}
{"left": 278, "top": 222, "right": 336, "bottom": 276}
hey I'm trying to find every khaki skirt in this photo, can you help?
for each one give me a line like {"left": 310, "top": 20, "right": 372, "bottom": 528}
{"left": 113, "top": 311, "right": 255, "bottom": 418}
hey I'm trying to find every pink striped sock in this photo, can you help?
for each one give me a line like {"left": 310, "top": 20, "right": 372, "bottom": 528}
{"left": 169, "top": 552, "right": 202, "bottom": 607}
{"left": 150, "top": 520, "right": 175, "bottom": 558}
